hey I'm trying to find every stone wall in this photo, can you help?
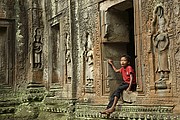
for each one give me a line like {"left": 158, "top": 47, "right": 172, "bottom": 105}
{"left": 0, "top": 0, "right": 180, "bottom": 119}
{"left": 0, "top": 0, "right": 28, "bottom": 90}
{"left": 134, "top": 0, "right": 180, "bottom": 114}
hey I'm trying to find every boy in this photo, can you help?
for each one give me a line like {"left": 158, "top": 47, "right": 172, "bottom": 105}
{"left": 100, "top": 55, "right": 136, "bottom": 115}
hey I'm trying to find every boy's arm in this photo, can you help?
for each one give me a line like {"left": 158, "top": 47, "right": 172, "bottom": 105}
{"left": 111, "top": 64, "right": 120, "bottom": 73}
{"left": 126, "top": 73, "right": 133, "bottom": 91}
{"left": 108, "top": 60, "right": 120, "bottom": 73}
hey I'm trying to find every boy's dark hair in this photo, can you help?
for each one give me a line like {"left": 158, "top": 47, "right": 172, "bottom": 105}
{"left": 120, "top": 54, "right": 131, "bottom": 62}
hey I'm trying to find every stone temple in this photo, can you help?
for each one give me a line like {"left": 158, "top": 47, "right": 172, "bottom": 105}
{"left": 0, "top": 0, "right": 180, "bottom": 119}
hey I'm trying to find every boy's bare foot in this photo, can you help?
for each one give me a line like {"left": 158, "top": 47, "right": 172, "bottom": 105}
{"left": 100, "top": 108, "right": 115, "bottom": 114}
{"left": 105, "top": 108, "right": 115, "bottom": 114}
{"left": 100, "top": 110, "right": 107, "bottom": 114}
{"left": 100, "top": 109, "right": 111, "bottom": 114}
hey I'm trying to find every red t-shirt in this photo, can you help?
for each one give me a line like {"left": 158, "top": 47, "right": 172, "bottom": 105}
{"left": 120, "top": 66, "right": 136, "bottom": 84}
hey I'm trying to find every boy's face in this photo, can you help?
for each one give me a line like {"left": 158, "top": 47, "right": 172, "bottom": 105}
{"left": 120, "top": 57, "right": 129, "bottom": 67}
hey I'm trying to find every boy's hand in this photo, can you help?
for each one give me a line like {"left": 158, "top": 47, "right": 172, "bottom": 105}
{"left": 126, "top": 87, "right": 131, "bottom": 94}
{"left": 108, "top": 59, "right": 113, "bottom": 65}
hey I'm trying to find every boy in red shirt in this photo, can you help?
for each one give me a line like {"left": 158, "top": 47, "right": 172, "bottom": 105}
{"left": 100, "top": 55, "right": 136, "bottom": 115}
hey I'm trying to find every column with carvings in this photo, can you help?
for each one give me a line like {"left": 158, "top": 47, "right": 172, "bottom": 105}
{"left": 15, "top": 0, "right": 46, "bottom": 119}
{"left": 27, "top": 0, "right": 46, "bottom": 99}
{"left": 20, "top": 0, "right": 45, "bottom": 118}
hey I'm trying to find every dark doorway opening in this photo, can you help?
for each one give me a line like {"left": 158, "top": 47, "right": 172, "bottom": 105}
{"left": 102, "top": 0, "right": 135, "bottom": 95}
{"left": 126, "top": 8, "right": 135, "bottom": 69}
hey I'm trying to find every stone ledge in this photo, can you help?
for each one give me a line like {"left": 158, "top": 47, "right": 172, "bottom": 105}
{"left": 75, "top": 104, "right": 178, "bottom": 119}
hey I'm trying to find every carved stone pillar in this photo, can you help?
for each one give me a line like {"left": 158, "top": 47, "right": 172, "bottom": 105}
{"left": 27, "top": 0, "right": 43, "bottom": 84}
{"left": 27, "top": 0, "right": 45, "bottom": 94}
{"left": 20, "top": 0, "right": 45, "bottom": 117}
{"left": 15, "top": 1, "right": 46, "bottom": 119}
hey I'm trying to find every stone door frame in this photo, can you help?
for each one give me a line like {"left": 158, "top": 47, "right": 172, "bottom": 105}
{"left": 99, "top": 0, "right": 139, "bottom": 95}
{"left": 0, "top": 18, "right": 15, "bottom": 87}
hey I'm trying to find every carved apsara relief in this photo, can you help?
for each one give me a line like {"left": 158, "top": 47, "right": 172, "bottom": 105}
{"left": 33, "top": 28, "right": 43, "bottom": 69}
{"left": 150, "top": 4, "right": 171, "bottom": 90}
{"left": 83, "top": 32, "right": 94, "bottom": 93}
{"left": 78, "top": 4, "right": 100, "bottom": 96}
{"left": 0, "top": 6, "right": 6, "bottom": 18}
{"left": 65, "top": 33, "right": 72, "bottom": 83}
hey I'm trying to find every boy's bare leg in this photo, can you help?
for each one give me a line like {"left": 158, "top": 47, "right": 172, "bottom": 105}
{"left": 100, "top": 96, "right": 118, "bottom": 114}
{"left": 105, "top": 96, "right": 118, "bottom": 113}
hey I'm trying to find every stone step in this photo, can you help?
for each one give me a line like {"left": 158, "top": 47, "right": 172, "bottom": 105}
{"left": 0, "top": 107, "right": 16, "bottom": 114}
{"left": 0, "top": 84, "right": 12, "bottom": 88}
{"left": 0, "top": 100, "right": 20, "bottom": 107}
{"left": 0, "top": 84, "right": 20, "bottom": 115}
{"left": 0, "top": 89, "right": 13, "bottom": 94}
{"left": 0, "top": 84, "right": 13, "bottom": 93}
{"left": 0, "top": 84, "right": 14, "bottom": 99}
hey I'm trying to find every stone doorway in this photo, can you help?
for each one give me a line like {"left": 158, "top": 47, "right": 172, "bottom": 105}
{"left": 0, "top": 19, "right": 15, "bottom": 87}
{"left": 0, "top": 27, "right": 7, "bottom": 84}
{"left": 100, "top": 0, "right": 135, "bottom": 96}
